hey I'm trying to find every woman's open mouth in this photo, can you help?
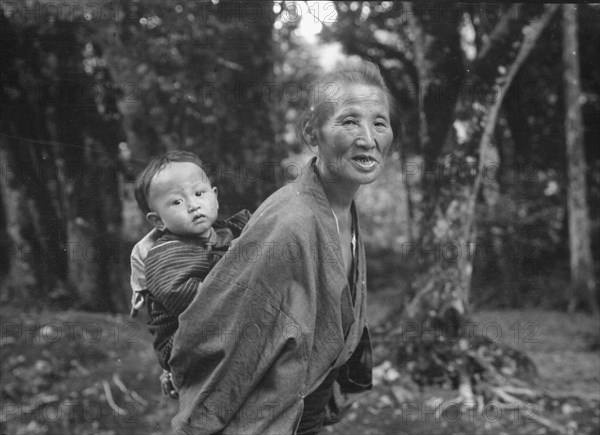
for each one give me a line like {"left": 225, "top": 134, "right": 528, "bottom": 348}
{"left": 351, "top": 155, "right": 378, "bottom": 170}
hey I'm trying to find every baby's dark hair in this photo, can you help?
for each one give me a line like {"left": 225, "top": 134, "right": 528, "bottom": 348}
{"left": 134, "top": 151, "right": 208, "bottom": 215}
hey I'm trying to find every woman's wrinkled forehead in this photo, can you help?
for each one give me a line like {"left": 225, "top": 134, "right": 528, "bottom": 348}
{"left": 310, "top": 83, "right": 390, "bottom": 125}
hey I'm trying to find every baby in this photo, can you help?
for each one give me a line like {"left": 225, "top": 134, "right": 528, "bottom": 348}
{"left": 129, "top": 151, "right": 250, "bottom": 397}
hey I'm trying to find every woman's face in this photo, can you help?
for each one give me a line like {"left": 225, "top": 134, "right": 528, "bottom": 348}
{"left": 314, "top": 84, "right": 393, "bottom": 188}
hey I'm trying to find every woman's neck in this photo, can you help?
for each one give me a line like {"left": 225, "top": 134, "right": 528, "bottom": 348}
{"left": 316, "top": 161, "right": 358, "bottom": 214}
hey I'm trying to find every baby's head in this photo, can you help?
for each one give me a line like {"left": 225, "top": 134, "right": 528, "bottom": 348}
{"left": 135, "top": 151, "right": 218, "bottom": 238}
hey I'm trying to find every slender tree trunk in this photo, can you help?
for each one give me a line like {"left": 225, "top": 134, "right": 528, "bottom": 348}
{"left": 212, "top": 0, "right": 281, "bottom": 215}
{"left": 404, "top": 2, "right": 429, "bottom": 155}
{"left": 0, "top": 142, "right": 40, "bottom": 303}
{"left": 562, "top": 4, "right": 599, "bottom": 314}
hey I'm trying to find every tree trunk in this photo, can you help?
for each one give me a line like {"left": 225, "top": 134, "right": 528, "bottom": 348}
{"left": 0, "top": 14, "right": 126, "bottom": 312}
{"left": 0, "top": 13, "right": 69, "bottom": 304}
{"left": 0, "top": 142, "right": 41, "bottom": 303}
{"left": 396, "top": 5, "right": 559, "bottom": 398}
{"left": 406, "top": 4, "right": 558, "bottom": 321}
{"left": 562, "top": 4, "right": 599, "bottom": 314}
{"left": 112, "top": 0, "right": 281, "bottom": 217}
{"left": 212, "top": 0, "right": 281, "bottom": 215}
{"left": 404, "top": 2, "right": 429, "bottom": 156}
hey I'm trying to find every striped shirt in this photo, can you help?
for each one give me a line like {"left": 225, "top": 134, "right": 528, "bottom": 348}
{"left": 144, "top": 210, "right": 251, "bottom": 370}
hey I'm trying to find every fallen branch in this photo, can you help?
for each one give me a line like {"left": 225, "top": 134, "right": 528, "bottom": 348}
{"left": 112, "top": 373, "right": 148, "bottom": 406}
{"left": 102, "top": 379, "right": 127, "bottom": 416}
{"left": 492, "top": 387, "right": 568, "bottom": 435}
{"left": 130, "top": 390, "right": 149, "bottom": 407}
{"left": 498, "top": 385, "right": 539, "bottom": 399}
{"left": 112, "top": 373, "right": 128, "bottom": 394}
{"left": 457, "top": 370, "right": 476, "bottom": 408}
{"left": 540, "top": 390, "right": 600, "bottom": 402}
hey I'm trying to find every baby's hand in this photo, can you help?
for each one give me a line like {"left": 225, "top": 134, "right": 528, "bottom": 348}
{"left": 160, "top": 370, "right": 179, "bottom": 399}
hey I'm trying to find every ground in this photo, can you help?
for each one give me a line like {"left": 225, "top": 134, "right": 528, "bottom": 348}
{"left": 0, "top": 296, "right": 598, "bottom": 435}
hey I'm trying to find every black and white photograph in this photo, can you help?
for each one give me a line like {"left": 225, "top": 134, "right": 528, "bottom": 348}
{"left": 1, "top": 1, "right": 599, "bottom": 434}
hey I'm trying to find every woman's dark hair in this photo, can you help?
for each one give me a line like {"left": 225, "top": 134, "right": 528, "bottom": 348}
{"left": 296, "top": 59, "right": 399, "bottom": 148}
{"left": 134, "top": 151, "right": 207, "bottom": 215}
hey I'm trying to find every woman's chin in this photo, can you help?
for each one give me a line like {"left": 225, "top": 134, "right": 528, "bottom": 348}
{"left": 351, "top": 166, "right": 383, "bottom": 185}
{"left": 359, "top": 175, "right": 380, "bottom": 185}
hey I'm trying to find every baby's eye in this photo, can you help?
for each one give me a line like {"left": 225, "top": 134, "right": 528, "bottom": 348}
{"left": 196, "top": 191, "right": 204, "bottom": 197}
{"left": 172, "top": 199, "right": 182, "bottom": 206}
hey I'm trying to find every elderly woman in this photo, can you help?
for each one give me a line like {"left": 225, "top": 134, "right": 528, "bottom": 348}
{"left": 169, "top": 60, "right": 397, "bottom": 434}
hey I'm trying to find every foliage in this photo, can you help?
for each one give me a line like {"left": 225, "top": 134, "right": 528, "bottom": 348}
{"left": 105, "top": 0, "right": 285, "bottom": 216}
{"left": 1, "top": 4, "right": 125, "bottom": 311}
{"left": 326, "top": 4, "right": 599, "bottom": 427}
{"left": 324, "top": 1, "right": 600, "bottom": 310}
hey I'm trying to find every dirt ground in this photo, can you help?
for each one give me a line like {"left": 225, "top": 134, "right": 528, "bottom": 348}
{"left": 1, "top": 297, "right": 598, "bottom": 435}
{"left": 325, "top": 291, "right": 600, "bottom": 435}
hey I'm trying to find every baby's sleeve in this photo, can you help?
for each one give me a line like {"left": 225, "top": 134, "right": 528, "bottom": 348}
{"left": 129, "top": 228, "right": 161, "bottom": 316}
{"left": 224, "top": 209, "right": 252, "bottom": 238}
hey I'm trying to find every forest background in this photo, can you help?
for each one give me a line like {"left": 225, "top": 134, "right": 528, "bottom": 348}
{"left": 1, "top": 2, "right": 599, "bottom": 434}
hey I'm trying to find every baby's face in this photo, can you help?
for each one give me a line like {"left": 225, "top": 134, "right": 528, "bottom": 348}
{"left": 146, "top": 162, "right": 218, "bottom": 238}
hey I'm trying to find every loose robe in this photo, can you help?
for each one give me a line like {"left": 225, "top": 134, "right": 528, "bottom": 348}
{"left": 170, "top": 158, "right": 372, "bottom": 434}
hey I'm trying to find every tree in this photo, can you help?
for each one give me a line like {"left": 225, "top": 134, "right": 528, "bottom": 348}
{"left": 1, "top": 0, "right": 285, "bottom": 311}
{"left": 109, "top": 0, "right": 283, "bottom": 216}
{"left": 405, "top": 3, "right": 559, "bottom": 327}
{"left": 0, "top": 6, "right": 126, "bottom": 311}
{"left": 327, "top": 3, "right": 566, "bottom": 424}
{"left": 562, "top": 4, "right": 598, "bottom": 314}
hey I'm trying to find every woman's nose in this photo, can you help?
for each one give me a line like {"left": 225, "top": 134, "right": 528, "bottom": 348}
{"left": 357, "top": 125, "right": 376, "bottom": 149}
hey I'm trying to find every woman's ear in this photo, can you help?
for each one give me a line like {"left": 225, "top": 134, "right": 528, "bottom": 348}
{"left": 146, "top": 212, "right": 166, "bottom": 231}
{"left": 304, "top": 124, "right": 319, "bottom": 154}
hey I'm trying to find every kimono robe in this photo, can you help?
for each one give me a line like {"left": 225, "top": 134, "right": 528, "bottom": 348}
{"left": 169, "top": 157, "right": 372, "bottom": 434}
{"left": 144, "top": 209, "right": 251, "bottom": 371}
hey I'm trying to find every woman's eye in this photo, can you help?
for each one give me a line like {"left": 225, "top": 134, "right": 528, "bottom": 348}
{"left": 343, "top": 118, "right": 358, "bottom": 126}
